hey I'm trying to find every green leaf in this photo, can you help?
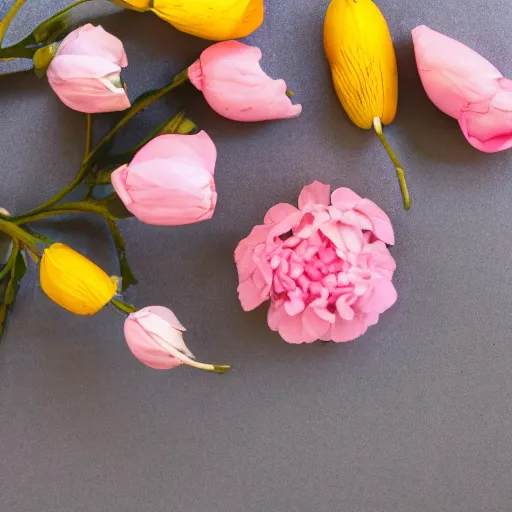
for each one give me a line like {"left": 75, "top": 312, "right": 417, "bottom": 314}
{"left": 0, "top": 247, "right": 23, "bottom": 343}
{"left": 14, "top": 251, "right": 27, "bottom": 282}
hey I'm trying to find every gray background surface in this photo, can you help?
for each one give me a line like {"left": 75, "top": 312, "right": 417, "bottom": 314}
{"left": 1, "top": 1, "right": 512, "bottom": 511}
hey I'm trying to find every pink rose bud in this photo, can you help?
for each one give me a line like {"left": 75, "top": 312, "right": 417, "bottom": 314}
{"left": 412, "top": 25, "right": 512, "bottom": 153}
{"left": 47, "top": 24, "right": 130, "bottom": 113}
{"left": 111, "top": 131, "right": 217, "bottom": 226}
{"left": 188, "top": 40, "right": 302, "bottom": 122}
{"left": 124, "top": 306, "right": 230, "bottom": 373}
{"left": 235, "top": 181, "right": 397, "bottom": 344}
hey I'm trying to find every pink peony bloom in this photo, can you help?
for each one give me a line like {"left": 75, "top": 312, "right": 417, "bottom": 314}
{"left": 234, "top": 182, "right": 397, "bottom": 344}
{"left": 111, "top": 131, "right": 217, "bottom": 226}
{"left": 124, "top": 306, "right": 230, "bottom": 373}
{"left": 188, "top": 40, "right": 302, "bottom": 122}
{"left": 47, "top": 24, "right": 130, "bottom": 114}
{"left": 412, "top": 25, "right": 512, "bottom": 153}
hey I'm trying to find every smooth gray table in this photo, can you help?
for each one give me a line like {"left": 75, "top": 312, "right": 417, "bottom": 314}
{"left": 1, "top": 1, "right": 512, "bottom": 511}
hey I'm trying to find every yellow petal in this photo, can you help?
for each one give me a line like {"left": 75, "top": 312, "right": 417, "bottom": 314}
{"left": 152, "top": 0, "right": 264, "bottom": 40}
{"left": 111, "top": 0, "right": 151, "bottom": 11}
{"left": 40, "top": 243, "right": 117, "bottom": 316}
{"left": 323, "top": 0, "right": 397, "bottom": 129}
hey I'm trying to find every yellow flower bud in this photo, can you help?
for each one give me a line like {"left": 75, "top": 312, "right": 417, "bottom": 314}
{"left": 115, "top": 0, "right": 264, "bottom": 40}
{"left": 324, "top": 0, "right": 397, "bottom": 129}
{"left": 323, "top": 0, "right": 410, "bottom": 210}
{"left": 40, "top": 243, "right": 117, "bottom": 315}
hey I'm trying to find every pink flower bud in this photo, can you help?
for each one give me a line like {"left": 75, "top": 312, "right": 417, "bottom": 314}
{"left": 412, "top": 25, "right": 512, "bottom": 153}
{"left": 47, "top": 24, "right": 130, "bottom": 113}
{"left": 111, "top": 131, "right": 217, "bottom": 226}
{"left": 188, "top": 40, "right": 302, "bottom": 122}
{"left": 124, "top": 306, "right": 230, "bottom": 373}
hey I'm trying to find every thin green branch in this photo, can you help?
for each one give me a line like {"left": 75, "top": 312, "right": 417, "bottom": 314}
{"left": 0, "top": 218, "right": 38, "bottom": 255}
{"left": 84, "top": 113, "right": 92, "bottom": 159}
{"left": 0, "top": 0, "right": 27, "bottom": 46}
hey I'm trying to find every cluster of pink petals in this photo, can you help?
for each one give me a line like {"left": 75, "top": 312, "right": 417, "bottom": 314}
{"left": 47, "top": 24, "right": 130, "bottom": 114}
{"left": 412, "top": 25, "right": 512, "bottom": 153}
{"left": 235, "top": 182, "right": 397, "bottom": 344}
{"left": 188, "top": 40, "right": 302, "bottom": 122}
{"left": 112, "top": 131, "right": 217, "bottom": 226}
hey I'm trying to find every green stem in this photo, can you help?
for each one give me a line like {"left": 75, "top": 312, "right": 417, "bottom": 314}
{"left": 0, "top": 0, "right": 27, "bottom": 46}
{"left": 373, "top": 117, "right": 411, "bottom": 211}
{"left": 105, "top": 218, "right": 137, "bottom": 290}
{"left": 13, "top": 201, "right": 113, "bottom": 225}
{"left": 0, "top": 242, "right": 17, "bottom": 281}
{"left": 84, "top": 113, "right": 92, "bottom": 160}
{"left": 0, "top": 219, "right": 38, "bottom": 255}
{"left": 111, "top": 298, "right": 136, "bottom": 315}
{"left": 12, "top": 68, "right": 190, "bottom": 222}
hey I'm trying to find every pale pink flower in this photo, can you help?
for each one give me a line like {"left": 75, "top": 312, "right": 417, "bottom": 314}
{"left": 47, "top": 24, "right": 130, "bottom": 113}
{"left": 412, "top": 25, "right": 512, "bottom": 153}
{"left": 111, "top": 131, "right": 217, "bottom": 226}
{"left": 124, "top": 306, "right": 230, "bottom": 373}
{"left": 234, "top": 182, "right": 397, "bottom": 344}
{"left": 188, "top": 40, "right": 302, "bottom": 122}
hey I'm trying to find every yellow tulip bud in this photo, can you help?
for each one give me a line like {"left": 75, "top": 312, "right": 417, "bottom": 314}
{"left": 40, "top": 243, "right": 117, "bottom": 315}
{"left": 324, "top": 0, "right": 410, "bottom": 210}
{"left": 115, "top": 0, "right": 264, "bottom": 40}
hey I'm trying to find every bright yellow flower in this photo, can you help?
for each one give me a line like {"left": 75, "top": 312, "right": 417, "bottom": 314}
{"left": 40, "top": 243, "right": 117, "bottom": 316}
{"left": 115, "top": 0, "right": 264, "bottom": 40}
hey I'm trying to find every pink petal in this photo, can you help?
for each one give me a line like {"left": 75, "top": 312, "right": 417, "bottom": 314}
{"left": 264, "top": 203, "right": 299, "bottom": 225}
{"left": 277, "top": 313, "right": 315, "bottom": 344}
{"left": 132, "top": 131, "right": 217, "bottom": 174}
{"left": 238, "top": 273, "right": 270, "bottom": 312}
{"left": 284, "top": 297, "right": 305, "bottom": 316}
{"left": 267, "top": 301, "right": 285, "bottom": 331}
{"left": 302, "top": 306, "right": 331, "bottom": 340}
{"left": 331, "top": 314, "right": 368, "bottom": 343}
{"left": 339, "top": 225, "right": 363, "bottom": 253}
{"left": 267, "top": 211, "right": 304, "bottom": 243}
{"left": 140, "top": 306, "right": 186, "bottom": 332}
{"left": 357, "top": 278, "right": 398, "bottom": 314}
{"left": 459, "top": 88, "right": 512, "bottom": 153}
{"left": 336, "top": 295, "right": 355, "bottom": 321}
{"left": 124, "top": 317, "right": 182, "bottom": 370}
{"left": 356, "top": 199, "right": 395, "bottom": 245}
{"left": 331, "top": 187, "right": 363, "bottom": 210}
{"left": 298, "top": 181, "right": 331, "bottom": 210}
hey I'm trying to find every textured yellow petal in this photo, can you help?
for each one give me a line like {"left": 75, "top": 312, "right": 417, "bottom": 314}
{"left": 151, "top": 0, "right": 264, "bottom": 41}
{"left": 323, "top": 0, "right": 397, "bottom": 129}
{"left": 40, "top": 243, "right": 117, "bottom": 316}
{"left": 111, "top": 0, "right": 151, "bottom": 11}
